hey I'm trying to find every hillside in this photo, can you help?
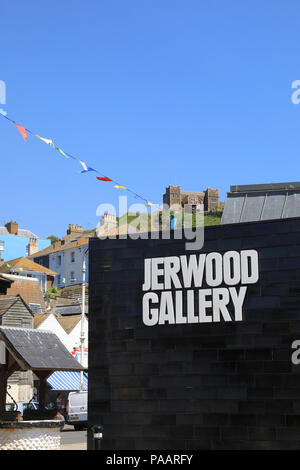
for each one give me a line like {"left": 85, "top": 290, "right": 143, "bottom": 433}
{"left": 83, "top": 210, "right": 223, "bottom": 235}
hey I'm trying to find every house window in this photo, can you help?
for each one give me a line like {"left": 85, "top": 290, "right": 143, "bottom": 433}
{"left": 70, "top": 271, "right": 75, "bottom": 283}
{"left": 71, "top": 252, "right": 75, "bottom": 263}
{"left": 29, "top": 303, "right": 42, "bottom": 314}
{"left": 57, "top": 275, "right": 61, "bottom": 286}
{"left": 57, "top": 255, "right": 62, "bottom": 267}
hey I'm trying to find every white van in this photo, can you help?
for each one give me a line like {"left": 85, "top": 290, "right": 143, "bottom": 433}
{"left": 66, "top": 391, "right": 88, "bottom": 430}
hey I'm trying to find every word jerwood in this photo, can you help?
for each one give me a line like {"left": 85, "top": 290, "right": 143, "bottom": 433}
{"left": 142, "top": 250, "right": 259, "bottom": 326}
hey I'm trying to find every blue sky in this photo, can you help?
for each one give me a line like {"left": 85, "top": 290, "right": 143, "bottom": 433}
{"left": 1, "top": 0, "right": 300, "bottom": 238}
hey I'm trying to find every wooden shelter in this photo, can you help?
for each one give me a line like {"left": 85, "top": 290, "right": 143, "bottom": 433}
{"left": 0, "top": 326, "right": 84, "bottom": 414}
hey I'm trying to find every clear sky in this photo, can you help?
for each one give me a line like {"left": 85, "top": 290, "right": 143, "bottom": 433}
{"left": 1, "top": 0, "right": 300, "bottom": 238}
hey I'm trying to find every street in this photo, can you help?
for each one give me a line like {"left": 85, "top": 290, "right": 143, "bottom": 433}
{"left": 60, "top": 424, "right": 87, "bottom": 451}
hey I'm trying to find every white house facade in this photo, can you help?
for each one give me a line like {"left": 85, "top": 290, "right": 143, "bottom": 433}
{"left": 49, "top": 242, "right": 89, "bottom": 289}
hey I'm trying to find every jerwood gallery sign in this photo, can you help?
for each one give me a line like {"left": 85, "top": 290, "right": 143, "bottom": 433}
{"left": 142, "top": 250, "right": 259, "bottom": 326}
{"left": 88, "top": 217, "right": 300, "bottom": 450}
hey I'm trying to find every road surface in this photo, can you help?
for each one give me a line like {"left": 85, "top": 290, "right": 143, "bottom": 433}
{"left": 60, "top": 424, "right": 87, "bottom": 450}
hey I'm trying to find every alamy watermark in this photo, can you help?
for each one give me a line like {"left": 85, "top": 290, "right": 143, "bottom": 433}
{"left": 95, "top": 196, "right": 205, "bottom": 251}
{"left": 291, "top": 340, "right": 300, "bottom": 364}
{"left": 291, "top": 80, "right": 300, "bottom": 104}
{"left": 0, "top": 80, "right": 6, "bottom": 115}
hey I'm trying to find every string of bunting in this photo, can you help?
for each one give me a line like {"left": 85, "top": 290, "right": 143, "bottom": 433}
{"left": 0, "top": 112, "right": 153, "bottom": 207}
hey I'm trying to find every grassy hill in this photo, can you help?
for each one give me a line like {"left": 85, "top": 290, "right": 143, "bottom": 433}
{"left": 84, "top": 210, "right": 223, "bottom": 234}
{"left": 203, "top": 211, "right": 223, "bottom": 226}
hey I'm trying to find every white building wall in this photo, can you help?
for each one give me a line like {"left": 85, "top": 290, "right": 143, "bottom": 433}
{"left": 37, "top": 315, "right": 69, "bottom": 346}
{"left": 66, "top": 317, "right": 88, "bottom": 368}
{"left": 49, "top": 244, "right": 89, "bottom": 288}
{"left": 36, "top": 314, "right": 88, "bottom": 367}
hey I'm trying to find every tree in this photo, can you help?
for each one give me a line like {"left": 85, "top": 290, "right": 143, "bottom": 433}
{"left": 45, "top": 287, "right": 62, "bottom": 299}
{"left": 47, "top": 235, "right": 60, "bottom": 244}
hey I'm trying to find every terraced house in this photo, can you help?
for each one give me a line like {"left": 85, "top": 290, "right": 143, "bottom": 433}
{"left": 29, "top": 224, "right": 93, "bottom": 289}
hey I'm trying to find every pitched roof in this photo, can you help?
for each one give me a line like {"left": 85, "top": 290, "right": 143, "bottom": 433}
{"left": 56, "top": 315, "right": 83, "bottom": 334}
{"left": 0, "top": 257, "right": 58, "bottom": 276}
{"left": 33, "top": 312, "right": 52, "bottom": 329}
{"left": 0, "top": 274, "right": 46, "bottom": 312}
{"left": 0, "top": 295, "right": 33, "bottom": 317}
{"left": 54, "top": 304, "right": 88, "bottom": 316}
{"left": 28, "top": 236, "right": 90, "bottom": 259}
{"left": 34, "top": 312, "right": 86, "bottom": 334}
{"left": 0, "top": 326, "right": 84, "bottom": 371}
{"left": 0, "top": 296, "right": 19, "bottom": 316}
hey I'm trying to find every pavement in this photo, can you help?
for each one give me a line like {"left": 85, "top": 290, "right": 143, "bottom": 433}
{"left": 60, "top": 442, "right": 87, "bottom": 450}
{"left": 60, "top": 424, "right": 87, "bottom": 450}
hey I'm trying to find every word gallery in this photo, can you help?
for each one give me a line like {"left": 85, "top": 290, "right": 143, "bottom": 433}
{"left": 142, "top": 250, "right": 259, "bottom": 326}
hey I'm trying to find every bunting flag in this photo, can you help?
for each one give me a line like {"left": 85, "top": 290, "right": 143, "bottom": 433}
{"left": 62, "top": 277, "right": 66, "bottom": 284}
{"left": 36, "top": 135, "right": 55, "bottom": 148}
{"left": 0, "top": 112, "right": 154, "bottom": 208}
{"left": 96, "top": 176, "right": 112, "bottom": 182}
{"left": 79, "top": 160, "right": 96, "bottom": 173}
{"left": 56, "top": 147, "right": 69, "bottom": 158}
{"left": 6, "top": 263, "right": 11, "bottom": 268}
{"left": 15, "top": 123, "right": 27, "bottom": 142}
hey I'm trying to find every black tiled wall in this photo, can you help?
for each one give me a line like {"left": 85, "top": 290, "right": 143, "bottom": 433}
{"left": 88, "top": 218, "right": 300, "bottom": 450}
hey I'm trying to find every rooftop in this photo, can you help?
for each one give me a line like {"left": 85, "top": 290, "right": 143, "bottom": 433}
{"left": 230, "top": 181, "right": 300, "bottom": 193}
{"left": 33, "top": 312, "right": 86, "bottom": 334}
{"left": 33, "top": 312, "right": 52, "bottom": 329}
{"left": 0, "top": 326, "right": 83, "bottom": 371}
{"left": 221, "top": 181, "right": 300, "bottom": 224}
{"left": 0, "top": 257, "right": 58, "bottom": 276}
{"left": 28, "top": 236, "right": 90, "bottom": 259}
{"left": 56, "top": 314, "right": 82, "bottom": 334}
{"left": 0, "top": 226, "right": 39, "bottom": 238}
{"left": 0, "top": 274, "right": 46, "bottom": 312}
{"left": 54, "top": 304, "right": 88, "bottom": 316}
{"left": 0, "top": 295, "right": 33, "bottom": 317}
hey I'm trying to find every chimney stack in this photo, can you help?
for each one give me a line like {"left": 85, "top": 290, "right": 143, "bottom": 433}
{"left": 5, "top": 221, "right": 18, "bottom": 235}
{"left": 97, "top": 213, "right": 117, "bottom": 236}
{"left": 67, "top": 224, "right": 83, "bottom": 236}
{"left": 26, "top": 238, "right": 39, "bottom": 256}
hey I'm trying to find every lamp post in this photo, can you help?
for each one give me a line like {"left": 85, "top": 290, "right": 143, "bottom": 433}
{"left": 80, "top": 248, "right": 88, "bottom": 390}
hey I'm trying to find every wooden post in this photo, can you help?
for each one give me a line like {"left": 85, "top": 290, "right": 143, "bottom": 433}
{"left": 39, "top": 377, "right": 46, "bottom": 410}
{"left": 0, "top": 349, "right": 21, "bottom": 416}
{"left": 36, "top": 371, "right": 51, "bottom": 410}
{"left": 0, "top": 366, "right": 8, "bottom": 413}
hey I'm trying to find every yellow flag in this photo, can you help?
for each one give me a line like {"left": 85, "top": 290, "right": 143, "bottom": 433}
{"left": 114, "top": 185, "right": 127, "bottom": 190}
{"left": 146, "top": 201, "right": 153, "bottom": 207}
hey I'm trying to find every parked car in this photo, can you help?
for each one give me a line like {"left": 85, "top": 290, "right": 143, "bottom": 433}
{"left": 66, "top": 391, "right": 88, "bottom": 430}
{"left": 5, "top": 403, "right": 15, "bottom": 412}
{"left": 6, "top": 401, "right": 39, "bottom": 415}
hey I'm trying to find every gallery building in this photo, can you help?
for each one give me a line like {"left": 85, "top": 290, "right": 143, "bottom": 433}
{"left": 88, "top": 182, "right": 300, "bottom": 450}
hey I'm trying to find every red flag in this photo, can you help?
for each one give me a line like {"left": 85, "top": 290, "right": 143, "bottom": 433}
{"left": 95, "top": 176, "right": 112, "bottom": 182}
{"left": 15, "top": 122, "right": 27, "bottom": 142}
